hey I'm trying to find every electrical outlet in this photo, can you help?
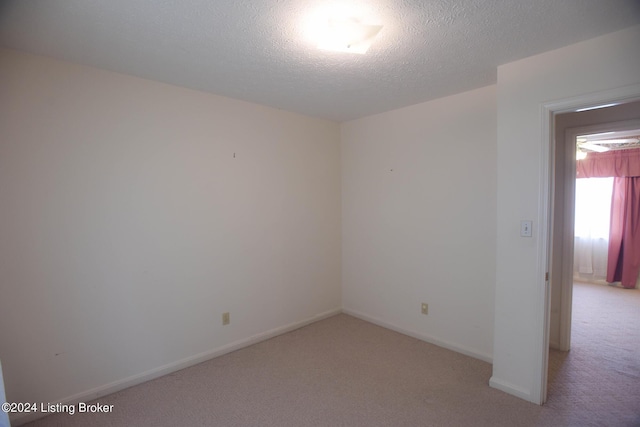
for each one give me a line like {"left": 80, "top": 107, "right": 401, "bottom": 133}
{"left": 222, "top": 312, "right": 230, "bottom": 325}
{"left": 421, "top": 303, "right": 428, "bottom": 315}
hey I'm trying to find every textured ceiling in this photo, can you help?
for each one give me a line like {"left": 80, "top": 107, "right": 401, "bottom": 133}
{"left": 1, "top": 0, "right": 639, "bottom": 121}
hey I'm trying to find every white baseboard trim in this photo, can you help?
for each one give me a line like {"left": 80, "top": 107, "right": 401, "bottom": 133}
{"left": 342, "top": 308, "right": 493, "bottom": 363}
{"left": 11, "top": 307, "right": 342, "bottom": 426}
{"left": 489, "top": 376, "right": 535, "bottom": 403}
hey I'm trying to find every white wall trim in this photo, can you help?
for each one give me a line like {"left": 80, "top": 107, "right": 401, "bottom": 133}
{"left": 488, "top": 376, "right": 532, "bottom": 402}
{"left": 557, "top": 125, "right": 579, "bottom": 353}
{"left": 342, "top": 308, "right": 493, "bottom": 363}
{"left": 10, "top": 308, "right": 342, "bottom": 426}
{"left": 530, "top": 102, "right": 554, "bottom": 405}
{"left": 543, "top": 83, "right": 640, "bottom": 115}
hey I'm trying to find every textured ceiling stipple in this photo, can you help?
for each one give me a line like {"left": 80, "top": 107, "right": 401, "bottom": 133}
{"left": 1, "top": 0, "right": 639, "bottom": 121}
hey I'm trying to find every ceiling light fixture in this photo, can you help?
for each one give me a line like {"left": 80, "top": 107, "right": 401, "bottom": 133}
{"left": 579, "top": 131, "right": 615, "bottom": 140}
{"left": 575, "top": 103, "right": 618, "bottom": 112}
{"left": 303, "top": 5, "right": 383, "bottom": 55}
{"left": 591, "top": 138, "right": 639, "bottom": 144}
{"left": 316, "top": 17, "right": 383, "bottom": 54}
{"left": 578, "top": 142, "right": 610, "bottom": 153}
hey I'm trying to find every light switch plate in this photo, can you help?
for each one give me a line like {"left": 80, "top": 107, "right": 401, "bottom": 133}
{"left": 520, "top": 220, "right": 533, "bottom": 237}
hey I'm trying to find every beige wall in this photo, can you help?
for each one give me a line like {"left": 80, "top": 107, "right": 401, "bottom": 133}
{"left": 0, "top": 48, "right": 342, "bottom": 424}
{"left": 341, "top": 85, "right": 497, "bottom": 361}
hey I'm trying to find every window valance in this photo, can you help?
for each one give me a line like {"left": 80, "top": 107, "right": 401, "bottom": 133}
{"left": 577, "top": 148, "right": 640, "bottom": 178}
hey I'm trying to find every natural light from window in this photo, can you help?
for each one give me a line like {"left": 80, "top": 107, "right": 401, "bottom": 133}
{"left": 574, "top": 177, "right": 613, "bottom": 239}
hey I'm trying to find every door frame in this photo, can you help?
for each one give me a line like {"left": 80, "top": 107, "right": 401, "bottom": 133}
{"left": 537, "top": 83, "right": 640, "bottom": 404}
{"left": 557, "top": 119, "right": 640, "bottom": 351}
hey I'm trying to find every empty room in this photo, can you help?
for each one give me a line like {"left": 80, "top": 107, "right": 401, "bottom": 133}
{"left": 1, "top": 1, "right": 639, "bottom": 426}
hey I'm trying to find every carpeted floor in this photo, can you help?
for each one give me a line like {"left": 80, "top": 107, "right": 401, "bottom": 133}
{"left": 545, "top": 281, "right": 640, "bottom": 427}
{"left": 23, "top": 282, "right": 640, "bottom": 427}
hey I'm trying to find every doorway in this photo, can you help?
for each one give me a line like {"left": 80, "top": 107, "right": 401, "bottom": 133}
{"left": 551, "top": 103, "right": 640, "bottom": 353}
{"left": 546, "top": 101, "right": 640, "bottom": 402}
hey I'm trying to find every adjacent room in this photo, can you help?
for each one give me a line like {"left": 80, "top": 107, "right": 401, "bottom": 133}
{"left": 1, "top": 1, "right": 639, "bottom": 426}
{"left": 544, "top": 103, "right": 640, "bottom": 425}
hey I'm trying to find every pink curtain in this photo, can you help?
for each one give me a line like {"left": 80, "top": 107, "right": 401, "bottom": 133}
{"left": 577, "top": 148, "right": 640, "bottom": 288}
{"left": 606, "top": 177, "right": 640, "bottom": 288}
{"left": 577, "top": 148, "right": 640, "bottom": 178}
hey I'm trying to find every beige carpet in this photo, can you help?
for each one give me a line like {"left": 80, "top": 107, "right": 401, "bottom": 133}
{"left": 24, "top": 283, "right": 640, "bottom": 427}
{"left": 545, "top": 281, "right": 640, "bottom": 427}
